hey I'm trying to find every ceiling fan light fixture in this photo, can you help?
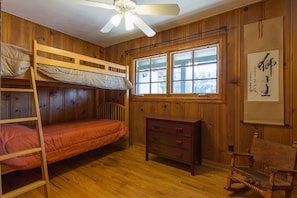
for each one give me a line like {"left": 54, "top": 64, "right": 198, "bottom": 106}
{"left": 110, "top": 14, "right": 122, "bottom": 27}
{"left": 85, "top": 0, "right": 180, "bottom": 37}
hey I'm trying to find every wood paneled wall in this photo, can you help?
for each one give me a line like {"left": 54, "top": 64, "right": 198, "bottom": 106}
{"left": 105, "top": 0, "right": 297, "bottom": 164}
{"left": 1, "top": 12, "right": 116, "bottom": 125}
{"left": 1, "top": 12, "right": 105, "bottom": 58}
{"left": 1, "top": 0, "right": 296, "bottom": 165}
{"left": 1, "top": 82, "right": 95, "bottom": 125}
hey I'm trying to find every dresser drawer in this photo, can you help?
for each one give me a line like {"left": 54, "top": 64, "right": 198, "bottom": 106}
{"left": 147, "top": 131, "right": 191, "bottom": 150}
{"left": 147, "top": 119, "right": 193, "bottom": 137}
{"left": 146, "top": 117, "right": 201, "bottom": 175}
{"left": 147, "top": 144, "right": 191, "bottom": 164}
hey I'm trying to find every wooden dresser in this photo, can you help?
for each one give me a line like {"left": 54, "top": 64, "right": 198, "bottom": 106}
{"left": 145, "top": 117, "right": 201, "bottom": 175}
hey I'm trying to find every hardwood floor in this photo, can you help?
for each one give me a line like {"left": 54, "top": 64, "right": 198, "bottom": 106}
{"left": 2, "top": 144, "right": 295, "bottom": 198}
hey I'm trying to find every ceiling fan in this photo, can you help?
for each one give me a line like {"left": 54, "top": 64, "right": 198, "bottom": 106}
{"left": 82, "top": 0, "right": 180, "bottom": 37}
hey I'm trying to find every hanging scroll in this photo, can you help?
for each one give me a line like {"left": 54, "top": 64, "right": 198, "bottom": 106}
{"left": 243, "top": 16, "right": 284, "bottom": 125}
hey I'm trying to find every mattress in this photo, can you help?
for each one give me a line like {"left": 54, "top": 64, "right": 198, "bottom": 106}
{"left": 0, "top": 42, "right": 132, "bottom": 90}
{"left": 0, "top": 119, "right": 129, "bottom": 170}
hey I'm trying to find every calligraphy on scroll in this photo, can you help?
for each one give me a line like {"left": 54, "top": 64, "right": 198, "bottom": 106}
{"left": 247, "top": 50, "right": 279, "bottom": 101}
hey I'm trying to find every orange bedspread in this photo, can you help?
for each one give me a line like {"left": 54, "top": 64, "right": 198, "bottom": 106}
{"left": 0, "top": 119, "right": 129, "bottom": 170}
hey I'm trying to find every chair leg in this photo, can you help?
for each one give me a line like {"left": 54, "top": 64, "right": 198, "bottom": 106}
{"left": 284, "top": 190, "right": 293, "bottom": 198}
{"left": 264, "top": 190, "right": 272, "bottom": 198}
{"left": 224, "top": 170, "right": 234, "bottom": 190}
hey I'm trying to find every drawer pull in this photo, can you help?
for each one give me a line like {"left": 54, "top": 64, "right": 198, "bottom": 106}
{"left": 175, "top": 140, "right": 183, "bottom": 145}
{"left": 176, "top": 127, "right": 183, "bottom": 133}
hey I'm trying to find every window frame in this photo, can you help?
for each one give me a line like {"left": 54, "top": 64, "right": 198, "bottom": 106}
{"left": 134, "top": 54, "right": 167, "bottom": 95}
{"left": 130, "top": 35, "right": 226, "bottom": 103}
{"left": 170, "top": 44, "right": 219, "bottom": 95}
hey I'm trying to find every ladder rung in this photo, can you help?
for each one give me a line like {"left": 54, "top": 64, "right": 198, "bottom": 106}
{"left": 0, "top": 87, "right": 33, "bottom": 92}
{"left": 0, "top": 117, "right": 38, "bottom": 124}
{"left": 2, "top": 180, "right": 46, "bottom": 198}
{"left": 0, "top": 147, "right": 42, "bottom": 161}
{"left": 1, "top": 67, "right": 50, "bottom": 198}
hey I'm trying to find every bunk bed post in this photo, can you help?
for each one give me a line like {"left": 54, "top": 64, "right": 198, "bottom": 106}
{"left": 125, "top": 65, "right": 130, "bottom": 130}
{"left": 32, "top": 40, "right": 39, "bottom": 77}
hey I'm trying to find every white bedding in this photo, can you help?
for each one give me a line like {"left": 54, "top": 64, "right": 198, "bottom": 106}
{"left": 1, "top": 42, "right": 132, "bottom": 90}
{"left": 37, "top": 64, "right": 132, "bottom": 90}
{"left": 1, "top": 43, "right": 31, "bottom": 76}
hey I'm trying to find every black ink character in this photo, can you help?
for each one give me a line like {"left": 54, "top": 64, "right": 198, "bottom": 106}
{"left": 257, "top": 52, "right": 277, "bottom": 77}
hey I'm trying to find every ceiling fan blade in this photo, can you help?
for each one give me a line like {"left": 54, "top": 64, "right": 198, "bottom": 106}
{"left": 81, "top": 0, "right": 115, "bottom": 9}
{"left": 133, "top": 15, "right": 156, "bottom": 37}
{"left": 136, "top": 4, "right": 180, "bottom": 16}
{"left": 100, "top": 20, "right": 115, "bottom": 33}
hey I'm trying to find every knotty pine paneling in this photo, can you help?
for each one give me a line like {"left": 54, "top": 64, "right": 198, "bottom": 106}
{"left": 0, "top": 83, "right": 96, "bottom": 126}
{"left": 293, "top": 0, "right": 297, "bottom": 142}
{"left": 1, "top": 0, "right": 296, "bottom": 165}
{"left": 1, "top": 12, "right": 124, "bottom": 126}
{"left": 1, "top": 12, "right": 105, "bottom": 58}
{"left": 105, "top": 0, "right": 297, "bottom": 165}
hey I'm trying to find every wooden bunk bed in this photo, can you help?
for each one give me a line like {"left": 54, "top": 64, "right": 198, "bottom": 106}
{"left": 0, "top": 41, "right": 132, "bottom": 197}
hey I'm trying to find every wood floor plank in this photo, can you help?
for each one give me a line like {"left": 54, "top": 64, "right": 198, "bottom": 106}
{"left": 2, "top": 144, "right": 294, "bottom": 198}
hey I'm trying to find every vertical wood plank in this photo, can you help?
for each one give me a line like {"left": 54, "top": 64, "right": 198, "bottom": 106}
{"left": 1, "top": 0, "right": 296, "bottom": 165}
{"left": 64, "top": 88, "right": 77, "bottom": 121}
{"left": 49, "top": 88, "right": 64, "bottom": 124}
{"left": 38, "top": 87, "right": 50, "bottom": 125}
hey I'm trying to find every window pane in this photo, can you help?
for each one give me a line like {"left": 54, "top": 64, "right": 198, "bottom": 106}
{"left": 152, "top": 56, "right": 166, "bottom": 70}
{"left": 172, "top": 81, "right": 192, "bottom": 93}
{"left": 173, "top": 51, "right": 193, "bottom": 67}
{"left": 136, "top": 59, "right": 150, "bottom": 71}
{"left": 171, "top": 45, "right": 218, "bottom": 94}
{"left": 151, "top": 82, "right": 166, "bottom": 94}
{"left": 136, "top": 83, "right": 150, "bottom": 94}
{"left": 194, "top": 79, "right": 217, "bottom": 93}
{"left": 135, "top": 55, "right": 167, "bottom": 95}
{"left": 194, "top": 63, "right": 217, "bottom": 79}
{"left": 173, "top": 67, "right": 193, "bottom": 81}
{"left": 152, "top": 69, "right": 166, "bottom": 82}
{"left": 194, "top": 47, "right": 217, "bottom": 64}
{"left": 136, "top": 71, "right": 150, "bottom": 83}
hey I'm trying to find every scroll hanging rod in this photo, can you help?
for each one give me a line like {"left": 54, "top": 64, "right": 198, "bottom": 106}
{"left": 125, "top": 26, "right": 227, "bottom": 54}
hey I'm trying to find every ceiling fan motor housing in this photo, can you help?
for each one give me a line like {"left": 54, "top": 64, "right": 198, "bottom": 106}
{"left": 114, "top": 0, "right": 137, "bottom": 14}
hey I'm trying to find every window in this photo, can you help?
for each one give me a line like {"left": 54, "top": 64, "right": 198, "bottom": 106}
{"left": 135, "top": 55, "right": 167, "bottom": 94}
{"left": 171, "top": 45, "right": 218, "bottom": 94}
{"left": 132, "top": 36, "right": 225, "bottom": 102}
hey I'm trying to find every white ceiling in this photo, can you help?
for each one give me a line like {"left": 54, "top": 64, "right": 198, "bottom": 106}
{"left": 2, "top": 0, "right": 261, "bottom": 47}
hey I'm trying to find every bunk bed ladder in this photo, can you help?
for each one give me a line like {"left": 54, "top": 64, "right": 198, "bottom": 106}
{"left": 0, "top": 67, "right": 51, "bottom": 198}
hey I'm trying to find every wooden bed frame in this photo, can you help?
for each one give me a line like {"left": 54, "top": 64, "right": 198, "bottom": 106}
{"left": 3, "top": 40, "right": 130, "bottom": 128}
{"left": 0, "top": 40, "right": 131, "bottom": 197}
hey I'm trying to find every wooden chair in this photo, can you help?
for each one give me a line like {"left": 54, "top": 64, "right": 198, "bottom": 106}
{"left": 224, "top": 132, "right": 297, "bottom": 198}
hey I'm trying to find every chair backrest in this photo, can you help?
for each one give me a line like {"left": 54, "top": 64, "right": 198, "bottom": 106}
{"left": 250, "top": 136, "right": 297, "bottom": 169}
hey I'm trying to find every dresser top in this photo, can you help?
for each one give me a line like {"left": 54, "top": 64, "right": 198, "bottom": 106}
{"left": 146, "top": 116, "right": 201, "bottom": 123}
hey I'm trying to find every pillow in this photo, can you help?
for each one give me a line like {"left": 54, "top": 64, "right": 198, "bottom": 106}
{"left": 0, "top": 124, "right": 40, "bottom": 169}
{"left": 0, "top": 124, "right": 38, "bottom": 154}
{"left": 1, "top": 42, "right": 31, "bottom": 76}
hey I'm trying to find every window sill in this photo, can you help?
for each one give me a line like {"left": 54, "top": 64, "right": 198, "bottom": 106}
{"left": 130, "top": 94, "right": 225, "bottom": 104}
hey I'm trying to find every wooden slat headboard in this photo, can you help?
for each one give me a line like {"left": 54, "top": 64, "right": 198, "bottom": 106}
{"left": 32, "top": 40, "right": 128, "bottom": 78}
